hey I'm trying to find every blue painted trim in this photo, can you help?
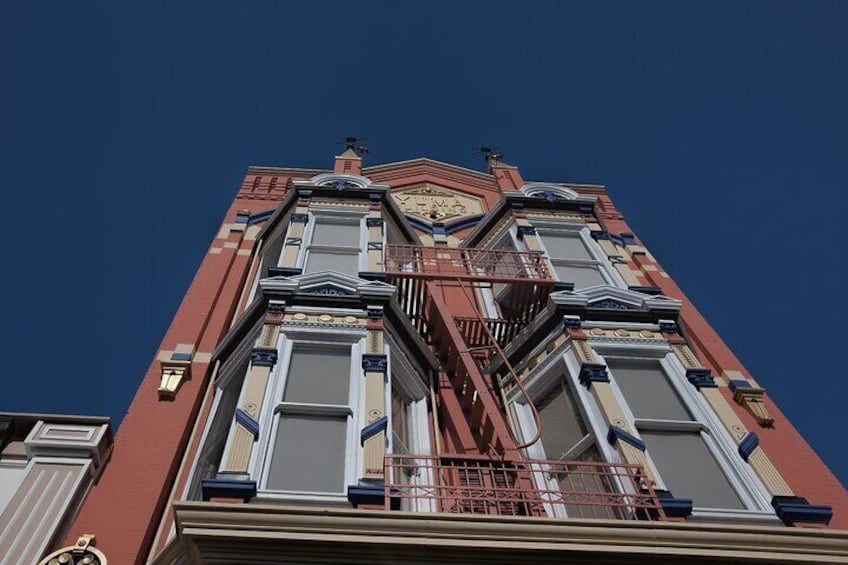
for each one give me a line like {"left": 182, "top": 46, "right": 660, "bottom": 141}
{"left": 201, "top": 479, "right": 257, "bottom": 501}
{"left": 446, "top": 214, "right": 486, "bottom": 232}
{"left": 234, "top": 215, "right": 249, "bottom": 224}
{"left": 358, "top": 271, "right": 387, "bottom": 282}
{"left": 267, "top": 302, "right": 286, "bottom": 313}
{"left": 579, "top": 363, "right": 609, "bottom": 387}
{"left": 516, "top": 225, "right": 537, "bottom": 239}
{"left": 620, "top": 233, "right": 637, "bottom": 245}
{"left": 590, "top": 230, "right": 609, "bottom": 240}
{"left": 235, "top": 409, "right": 260, "bottom": 439}
{"left": 562, "top": 316, "right": 582, "bottom": 329}
{"left": 347, "top": 484, "right": 388, "bottom": 507}
{"left": 728, "top": 379, "right": 751, "bottom": 392}
{"left": 367, "top": 308, "right": 383, "bottom": 319}
{"left": 607, "top": 425, "right": 646, "bottom": 451}
{"left": 268, "top": 266, "right": 302, "bottom": 277}
{"left": 737, "top": 432, "right": 759, "bottom": 461}
{"left": 628, "top": 285, "right": 662, "bottom": 295}
{"left": 402, "top": 214, "right": 487, "bottom": 235}
{"left": 297, "top": 188, "right": 314, "bottom": 198}
{"left": 608, "top": 233, "right": 625, "bottom": 246}
{"left": 251, "top": 348, "right": 278, "bottom": 368}
{"left": 248, "top": 208, "right": 276, "bottom": 224}
{"left": 658, "top": 320, "right": 678, "bottom": 333}
{"left": 361, "top": 416, "right": 388, "bottom": 445}
{"left": 656, "top": 490, "right": 693, "bottom": 518}
{"left": 170, "top": 352, "right": 192, "bottom": 362}
{"left": 362, "top": 354, "right": 388, "bottom": 373}
{"left": 290, "top": 213, "right": 309, "bottom": 223}
{"left": 686, "top": 368, "right": 717, "bottom": 389}
{"left": 368, "top": 193, "right": 383, "bottom": 202}
{"left": 552, "top": 281, "right": 576, "bottom": 292}
{"left": 771, "top": 496, "right": 833, "bottom": 526}
{"left": 366, "top": 217, "right": 384, "bottom": 228}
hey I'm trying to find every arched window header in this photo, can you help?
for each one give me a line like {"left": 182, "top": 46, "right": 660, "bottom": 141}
{"left": 311, "top": 173, "right": 372, "bottom": 190}
{"left": 520, "top": 183, "right": 580, "bottom": 201}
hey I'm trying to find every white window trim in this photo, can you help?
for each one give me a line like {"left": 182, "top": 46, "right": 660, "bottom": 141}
{"left": 532, "top": 219, "right": 626, "bottom": 289}
{"left": 384, "top": 337, "right": 436, "bottom": 513}
{"left": 591, "top": 342, "right": 777, "bottom": 521}
{"left": 298, "top": 210, "right": 368, "bottom": 275}
{"left": 479, "top": 225, "right": 522, "bottom": 318}
{"left": 253, "top": 333, "right": 364, "bottom": 504}
{"left": 508, "top": 335, "right": 776, "bottom": 522}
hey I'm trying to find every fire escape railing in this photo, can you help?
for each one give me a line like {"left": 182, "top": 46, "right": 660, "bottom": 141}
{"left": 385, "top": 244, "right": 555, "bottom": 455}
{"left": 384, "top": 454, "right": 667, "bottom": 521}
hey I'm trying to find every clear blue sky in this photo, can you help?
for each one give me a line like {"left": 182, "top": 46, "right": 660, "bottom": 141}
{"left": 1, "top": 2, "right": 845, "bottom": 486}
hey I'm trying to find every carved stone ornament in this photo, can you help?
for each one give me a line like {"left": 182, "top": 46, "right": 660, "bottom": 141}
{"left": 731, "top": 382, "right": 774, "bottom": 427}
{"left": 39, "top": 534, "right": 107, "bottom": 565}
{"left": 393, "top": 183, "right": 484, "bottom": 225}
{"left": 158, "top": 364, "right": 189, "bottom": 399}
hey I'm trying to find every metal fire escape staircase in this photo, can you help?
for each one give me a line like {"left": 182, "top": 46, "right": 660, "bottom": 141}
{"left": 384, "top": 244, "right": 554, "bottom": 456}
{"left": 383, "top": 244, "right": 667, "bottom": 521}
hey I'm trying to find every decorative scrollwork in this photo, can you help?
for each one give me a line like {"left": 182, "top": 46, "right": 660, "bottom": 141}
{"left": 39, "top": 535, "right": 107, "bottom": 565}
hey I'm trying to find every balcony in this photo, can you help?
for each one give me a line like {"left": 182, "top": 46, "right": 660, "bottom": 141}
{"left": 384, "top": 454, "right": 667, "bottom": 521}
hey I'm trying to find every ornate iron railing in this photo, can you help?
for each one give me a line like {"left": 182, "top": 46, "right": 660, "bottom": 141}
{"left": 385, "top": 454, "right": 667, "bottom": 521}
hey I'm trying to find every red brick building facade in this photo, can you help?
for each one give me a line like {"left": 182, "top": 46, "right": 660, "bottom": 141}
{"left": 38, "top": 148, "right": 848, "bottom": 564}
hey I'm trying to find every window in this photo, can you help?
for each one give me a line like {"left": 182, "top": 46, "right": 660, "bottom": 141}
{"left": 510, "top": 334, "right": 771, "bottom": 520}
{"left": 604, "top": 356, "right": 746, "bottom": 510}
{"left": 536, "top": 228, "right": 611, "bottom": 289}
{"left": 303, "top": 215, "right": 364, "bottom": 276}
{"left": 512, "top": 364, "right": 610, "bottom": 518}
{"left": 264, "top": 343, "right": 357, "bottom": 495}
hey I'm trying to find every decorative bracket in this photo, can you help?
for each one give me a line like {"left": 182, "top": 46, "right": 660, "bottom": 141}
{"left": 729, "top": 380, "right": 774, "bottom": 427}
{"left": 158, "top": 363, "right": 190, "bottom": 399}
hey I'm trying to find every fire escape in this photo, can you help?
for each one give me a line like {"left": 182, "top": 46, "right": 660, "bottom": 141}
{"left": 382, "top": 244, "right": 666, "bottom": 520}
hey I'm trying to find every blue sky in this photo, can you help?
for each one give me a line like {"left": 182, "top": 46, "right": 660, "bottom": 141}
{"left": 1, "top": 2, "right": 845, "bottom": 486}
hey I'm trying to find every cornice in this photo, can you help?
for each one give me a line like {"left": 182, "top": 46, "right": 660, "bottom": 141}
{"left": 168, "top": 502, "right": 848, "bottom": 564}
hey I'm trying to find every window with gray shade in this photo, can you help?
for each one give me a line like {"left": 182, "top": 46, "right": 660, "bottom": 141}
{"left": 311, "top": 220, "right": 361, "bottom": 247}
{"left": 553, "top": 264, "right": 606, "bottom": 289}
{"left": 538, "top": 384, "right": 588, "bottom": 460}
{"left": 391, "top": 389, "right": 410, "bottom": 454}
{"left": 302, "top": 214, "right": 365, "bottom": 276}
{"left": 542, "top": 234, "right": 593, "bottom": 260}
{"left": 641, "top": 431, "right": 744, "bottom": 509}
{"left": 304, "top": 250, "right": 360, "bottom": 275}
{"left": 267, "top": 343, "right": 355, "bottom": 494}
{"left": 283, "top": 348, "right": 351, "bottom": 405}
{"left": 607, "top": 359, "right": 692, "bottom": 421}
{"left": 266, "top": 415, "right": 347, "bottom": 492}
{"left": 537, "top": 229, "right": 608, "bottom": 289}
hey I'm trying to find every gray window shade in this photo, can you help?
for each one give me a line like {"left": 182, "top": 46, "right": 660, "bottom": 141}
{"left": 542, "top": 234, "right": 592, "bottom": 260}
{"left": 283, "top": 348, "right": 351, "bottom": 405}
{"left": 266, "top": 415, "right": 347, "bottom": 492}
{"left": 553, "top": 264, "right": 606, "bottom": 289}
{"left": 538, "top": 384, "right": 588, "bottom": 460}
{"left": 312, "top": 221, "right": 361, "bottom": 247}
{"left": 391, "top": 390, "right": 410, "bottom": 454}
{"left": 305, "top": 250, "right": 359, "bottom": 275}
{"left": 641, "top": 431, "right": 744, "bottom": 509}
{"left": 607, "top": 359, "right": 692, "bottom": 421}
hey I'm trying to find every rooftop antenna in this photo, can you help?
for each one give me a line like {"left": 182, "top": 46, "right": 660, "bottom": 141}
{"left": 472, "top": 144, "right": 502, "bottom": 163}
{"left": 337, "top": 136, "right": 370, "bottom": 155}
